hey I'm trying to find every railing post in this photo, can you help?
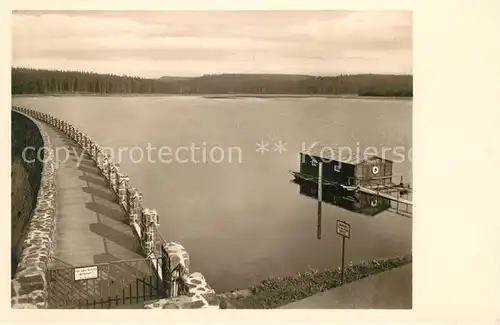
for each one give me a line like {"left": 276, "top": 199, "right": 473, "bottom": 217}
{"left": 86, "top": 135, "right": 91, "bottom": 152}
{"left": 88, "top": 142, "right": 93, "bottom": 158}
{"left": 94, "top": 144, "right": 99, "bottom": 161}
{"left": 95, "top": 147, "right": 102, "bottom": 169}
{"left": 152, "top": 212, "right": 159, "bottom": 255}
{"left": 141, "top": 209, "right": 157, "bottom": 256}
{"left": 91, "top": 144, "right": 97, "bottom": 160}
{"left": 161, "top": 246, "right": 170, "bottom": 295}
{"left": 117, "top": 174, "right": 129, "bottom": 208}
{"left": 111, "top": 165, "right": 120, "bottom": 193}
{"left": 99, "top": 149, "right": 105, "bottom": 170}
{"left": 171, "top": 264, "right": 180, "bottom": 297}
{"left": 108, "top": 162, "right": 114, "bottom": 184}
{"left": 102, "top": 157, "right": 109, "bottom": 179}
{"left": 126, "top": 187, "right": 132, "bottom": 214}
{"left": 128, "top": 189, "right": 142, "bottom": 226}
{"left": 109, "top": 163, "right": 114, "bottom": 187}
{"left": 82, "top": 135, "right": 88, "bottom": 150}
{"left": 162, "top": 242, "right": 190, "bottom": 298}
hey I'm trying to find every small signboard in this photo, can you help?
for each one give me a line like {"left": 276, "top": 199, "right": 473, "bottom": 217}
{"left": 74, "top": 266, "right": 99, "bottom": 281}
{"left": 336, "top": 220, "right": 351, "bottom": 239}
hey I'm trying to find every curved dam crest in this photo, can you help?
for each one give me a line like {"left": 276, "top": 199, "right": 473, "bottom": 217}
{"left": 10, "top": 107, "right": 218, "bottom": 309}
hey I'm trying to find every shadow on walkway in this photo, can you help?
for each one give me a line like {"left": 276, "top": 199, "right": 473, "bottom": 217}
{"left": 85, "top": 202, "right": 127, "bottom": 223}
{"left": 79, "top": 175, "right": 108, "bottom": 187}
{"left": 88, "top": 222, "right": 137, "bottom": 252}
{"left": 82, "top": 186, "right": 117, "bottom": 203}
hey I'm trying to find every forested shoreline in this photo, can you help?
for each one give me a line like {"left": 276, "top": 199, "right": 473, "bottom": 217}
{"left": 12, "top": 68, "right": 413, "bottom": 97}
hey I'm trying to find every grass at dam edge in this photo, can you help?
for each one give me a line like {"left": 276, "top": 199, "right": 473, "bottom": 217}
{"left": 217, "top": 255, "right": 412, "bottom": 309}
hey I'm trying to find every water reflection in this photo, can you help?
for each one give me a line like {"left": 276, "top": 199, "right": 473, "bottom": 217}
{"left": 294, "top": 181, "right": 391, "bottom": 215}
{"left": 291, "top": 180, "right": 391, "bottom": 239}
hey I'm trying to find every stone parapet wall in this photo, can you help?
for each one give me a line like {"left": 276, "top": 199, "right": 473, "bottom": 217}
{"left": 11, "top": 106, "right": 219, "bottom": 309}
{"left": 11, "top": 110, "right": 57, "bottom": 309}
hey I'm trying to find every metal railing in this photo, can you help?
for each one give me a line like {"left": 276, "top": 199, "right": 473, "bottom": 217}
{"left": 47, "top": 257, "right": 166, "bottom": 309}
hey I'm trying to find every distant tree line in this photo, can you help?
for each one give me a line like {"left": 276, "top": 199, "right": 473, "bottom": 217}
{"left": 12, "top": 68, "right": 412, "bottom": 97}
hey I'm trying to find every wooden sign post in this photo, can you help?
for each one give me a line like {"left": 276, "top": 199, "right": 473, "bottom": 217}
{"left": 336, "top": 220, "right": 351, "bottom": 285}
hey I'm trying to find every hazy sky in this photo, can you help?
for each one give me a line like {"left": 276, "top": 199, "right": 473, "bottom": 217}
{"left": 12, "top": 11, "right": 412, "bottom": 78}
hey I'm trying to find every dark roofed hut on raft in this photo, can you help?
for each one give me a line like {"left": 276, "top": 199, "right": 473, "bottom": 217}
{"left": 290, "top": 145, "right": 394, "bottom": 189}
{"left": 289, "top": 145, "right": 413, "bottom": 217}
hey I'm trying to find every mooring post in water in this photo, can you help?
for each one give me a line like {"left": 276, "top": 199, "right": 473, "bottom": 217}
{"left": 397, "top": 190, "right": 400, "bottom": 213}
{"left": 341, "top": 235, "right": 345, "bottom": 284}
{"left": 317, "top": 161, "right": 323, "bottom": 240}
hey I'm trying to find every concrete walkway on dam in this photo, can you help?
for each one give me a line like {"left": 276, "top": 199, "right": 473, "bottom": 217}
{"left": 43, "top": 123, "right": 145, "bottom": 268}
{"left": 279, "top": 264, "right": 412, "bottom": 309}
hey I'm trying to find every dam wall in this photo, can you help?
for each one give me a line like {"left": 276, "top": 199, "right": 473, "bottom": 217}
{"left": 11, "top": 111, "right": 57, "bottom": 308}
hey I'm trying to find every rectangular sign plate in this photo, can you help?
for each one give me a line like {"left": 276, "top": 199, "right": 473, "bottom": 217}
{"left": 74, "top": 266, "right": 99, "bottom": 281}
{"left": 336, "top": 220, "right": 351, "bottom": 239}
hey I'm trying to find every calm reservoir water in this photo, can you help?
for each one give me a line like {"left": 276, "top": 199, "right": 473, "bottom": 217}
{"left": 13, "top": 96, "right": 413, "bottom": 292}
